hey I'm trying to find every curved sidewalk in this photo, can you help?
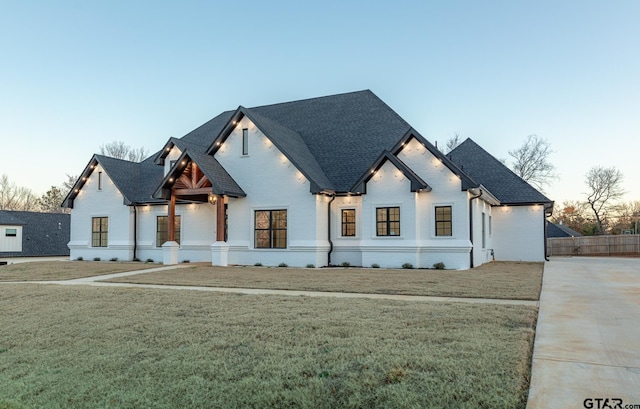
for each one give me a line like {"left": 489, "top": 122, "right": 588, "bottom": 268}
{"left": 527, "top": 257, "right": 640, "bottom": 408}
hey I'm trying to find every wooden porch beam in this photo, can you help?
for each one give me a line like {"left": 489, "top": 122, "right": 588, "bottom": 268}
{"left": 216, "top": 195, "right": 225, "bottom": 242}
{"left": 168, "top": 192, "right": 176, "bottom": 242}
{"left": 173, "top": 188, "right": 212, "bottom": 196}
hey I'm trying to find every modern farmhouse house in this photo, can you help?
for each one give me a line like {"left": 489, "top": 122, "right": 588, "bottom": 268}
{"left": 63, "top": 90, "right": 552, "bottom": 269}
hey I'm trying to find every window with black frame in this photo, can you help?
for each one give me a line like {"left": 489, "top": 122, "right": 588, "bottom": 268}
{"left": 376, "top": 207, "right": 400, "bottom": 236}
{"left": 342, "top": 209, "right": 356, "bottom": 237}
{"left": 255, "top": 210, "right": 287, "bottom": 248}
{"left": 156, "top": 215, "right": 181, "bottom": 246}
{"left": 435, "top": 206, "right": 452, "bottom": 236}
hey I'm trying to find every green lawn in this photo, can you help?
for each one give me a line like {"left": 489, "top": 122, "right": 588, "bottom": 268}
{"left": 0, "top": 284, "right": 536, "bottom": 408}
{"left": 0, "top": 261, "right": 159, "bottom": 281}
{"left": 108, "top": 261, "right": 544, "bottom": 300}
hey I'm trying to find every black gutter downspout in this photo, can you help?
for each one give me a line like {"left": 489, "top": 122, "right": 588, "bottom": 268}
{"left": 468, "top": 189, "right": 483, "bottom": 268}
{"left": 133, "top": 204, "right": 138, "bottom": 261}
{"left": 327, "top": 194, "right": 336, "bottom": 267}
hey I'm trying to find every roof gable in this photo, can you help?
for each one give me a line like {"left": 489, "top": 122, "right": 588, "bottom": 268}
{"left": 351, "top": 151, "right": 431, "bottom": 194}
{"left": 449, "top": 138, "right": 552, "bottom": 205}
{"left": 154, "top": 149, "right": 246, "bottom": 200}
{"left": 207, "top": 107, "right": 334, "bottom": 193}
{"left": 391, "top": 131, "right": 478, "bottom": 191}
{"left": 63, "top": 155, "right": 164, "bottom": 208}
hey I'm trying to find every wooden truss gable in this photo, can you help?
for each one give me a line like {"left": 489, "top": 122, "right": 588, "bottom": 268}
{"left": 173, "top": 162, "right": 213, "bottom": 196}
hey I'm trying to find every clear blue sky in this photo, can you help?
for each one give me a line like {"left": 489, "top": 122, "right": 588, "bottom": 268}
{"left": 1, "top": 1, "right": 638, "bottom": 206}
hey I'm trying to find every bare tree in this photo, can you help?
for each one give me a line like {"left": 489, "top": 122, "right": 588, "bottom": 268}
{"left": 445, "top": 133, "right": 461, "bottom": 153}
{"left": 611, "top": 200, "right": 640, "bottom": 234}
{"left": 508, "top": 135, "right": 557, "bottom": 191}
{"left": 0, "top": 174, "right": 39, "bottom": 211}
{"left": 99, "top": 141, "right": 148, "bottom": 162}
{"left": 584, "top": 166, "right": 624, "bottom": 234}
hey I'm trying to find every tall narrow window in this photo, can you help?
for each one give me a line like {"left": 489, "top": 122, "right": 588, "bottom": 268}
{"left": 342, "top": 209, "right": 356, "bottom": 237}
{"left": 242, "top": 128, "right": 249, "bottom": 155}
{"left": 92, "top": 217, "right": 108, "bottom": 247}
{"left": 98, "top": 171, "right": 103, "bottom": 190}
{"left": 255, "top": 210, "right": 287, "bottom": 248}
{"left": 435, "top": 206, "right": 452, "bottom": 236}
{"left": 156, "top": 215, "right": 181, "bottom": 246}
{"left": 376, "top": 207, "right": 400, "bottom": 236}
{"left": 482, "top": 212, "right": 486, "bottom": 248}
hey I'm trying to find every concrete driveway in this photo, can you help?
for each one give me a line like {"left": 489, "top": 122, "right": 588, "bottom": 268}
{"left": 527, "top": 257, "right": 640, "bottom": 408}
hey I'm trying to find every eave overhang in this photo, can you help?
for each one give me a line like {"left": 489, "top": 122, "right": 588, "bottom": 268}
{"left": 154, "top": 138, "right": 182, "bottom": 165}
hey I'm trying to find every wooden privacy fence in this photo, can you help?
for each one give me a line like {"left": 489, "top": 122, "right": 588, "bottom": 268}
{"left": 547, "top": 235, "right": 640, "bottom": 256}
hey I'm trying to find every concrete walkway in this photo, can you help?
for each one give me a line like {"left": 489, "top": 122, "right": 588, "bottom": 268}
{"left": 0, "top": 256, "right": 69, "bottom": 264}
{"left": 527, "top": 257, "right": 640, "bottom": 408}
{"left": 0, "top": 264, "right": 538, "bottom": 306}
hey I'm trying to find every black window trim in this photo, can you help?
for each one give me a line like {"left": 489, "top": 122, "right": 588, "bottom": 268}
{"left": 435, "top": 205, "right": 453, "bottom": 237}
{"left": 156, "top": 214, "right": 182, "bottom": 247}
{"left": 242, "top": 128, "right": 249, "bottom": 156}
{"left": 341, "top": 208, "right": 356, "bottom": 237}
{"left": 91, "top": 216, "right": 108, "bottom": 247}
{"left": 254, "top": 209, "right": 287, "bottom": 249}
{"left": 376, "top": 206, "right": 401, "bottom": 237}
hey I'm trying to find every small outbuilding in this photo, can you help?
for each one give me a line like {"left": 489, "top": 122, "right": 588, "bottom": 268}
{"left": 546, "top": 221, "right": 582, "bottom": 238}
{"left": 0, "top": 211, "right": 70, "bottom": 257}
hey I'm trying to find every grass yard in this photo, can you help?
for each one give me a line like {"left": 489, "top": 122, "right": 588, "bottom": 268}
{"left": 0, "top": 261, "right": 159, "bottom": 282}
{"left": 107, "top": 261, "right": 543, "bottom": 300}
{"left": 0, "top": 284, "right": 537, "bottom": 409}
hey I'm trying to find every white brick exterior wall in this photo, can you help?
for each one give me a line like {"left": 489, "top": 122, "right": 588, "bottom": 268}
{"left": 68, "top": 132, "right": 544, "bottom": 268}
{"left": 492, "top": 205, "right": 546, "bottom": 261}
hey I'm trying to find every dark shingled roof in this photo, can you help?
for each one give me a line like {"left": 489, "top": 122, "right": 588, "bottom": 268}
{"left": 63, "top": 155, "right": 165, "bottom": 208}
{"left": 0, "top": 211, "right": 26, "bottom": 225}
{"left": 449, "top": 138, "right": 552, "bottom": 205}
{"left": 546, "top": 221, "right": 582, "bottom": 238}
{"left": 94, "top": 155, "right": 165, "bottom": 204}
{"left": 0, "top": 211, "right": 70, "bottom": 256}
{"left": 67, "top": 90, "right": 550, "bottom": 207}
{"left": 246, "top": 90, "right": 413, "bottom": 192}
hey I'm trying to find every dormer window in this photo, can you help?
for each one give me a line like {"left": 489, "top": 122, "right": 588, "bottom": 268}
{"left": 242, "top": 128, "right": 249, "bottom": 156}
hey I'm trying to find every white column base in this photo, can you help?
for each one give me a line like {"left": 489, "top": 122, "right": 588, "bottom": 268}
{"left": 162, "top": 241, "right": 180, "bottom": 265}
{"left": 211, "top": 242, "right": 229, "bottom": 266}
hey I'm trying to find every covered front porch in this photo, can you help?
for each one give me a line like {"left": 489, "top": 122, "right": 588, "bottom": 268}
{"left": 153, "top": 149, "right": 245, "bottom": 266}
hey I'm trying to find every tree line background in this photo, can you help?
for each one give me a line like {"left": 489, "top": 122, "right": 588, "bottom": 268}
{"left": 1, "top": 138, "right": 636, "bottom": 235}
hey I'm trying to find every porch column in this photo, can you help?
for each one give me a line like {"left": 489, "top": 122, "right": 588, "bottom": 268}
{"left": 163, "top": 192, "right": 179, "bottom": 265}
{"left": 168, "top": 193, "right": 176, "bottom": 242}
{"left": 216, "top": 195, "right": 225, "bottom": 242}
{"left": 211, "top": 194, "right": 229, "bottom": 266}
